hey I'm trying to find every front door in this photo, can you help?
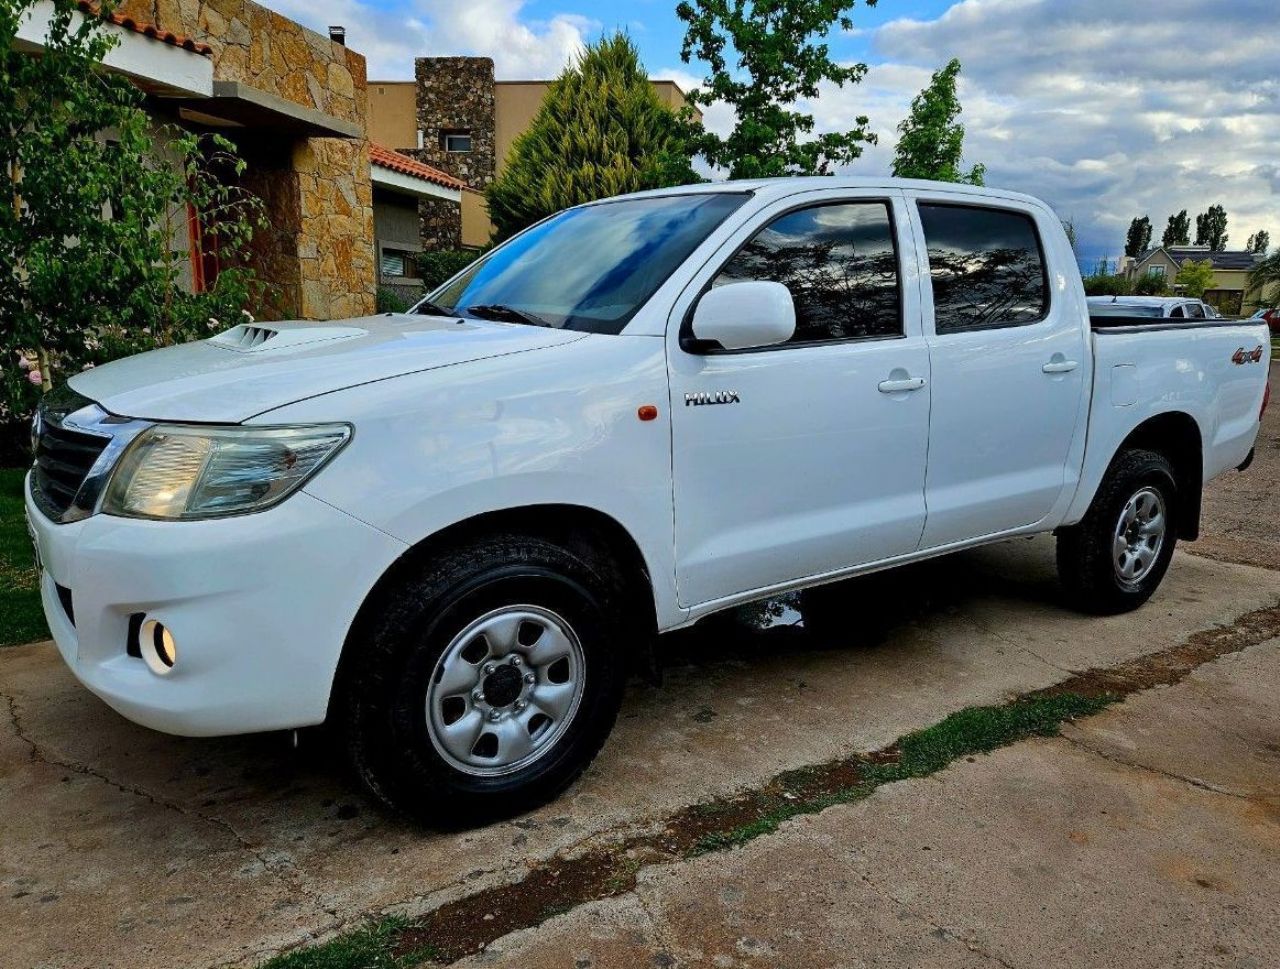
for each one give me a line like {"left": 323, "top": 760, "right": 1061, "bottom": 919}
{"left": 668, "top": 193, "right": 931, "bottom": 607}
{"left": 906, "top": 194, "right": 1090, "bottom": 549}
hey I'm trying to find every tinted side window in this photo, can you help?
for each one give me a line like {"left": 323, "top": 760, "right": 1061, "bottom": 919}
{"left": 1186, "top": 302, "right": 1205, "bottom": 319}
{"left": 712, "top": 202, "right": 901, "bottom": 344}
{"left": 919, "top": 204, "right": 1049, "bottom": 332}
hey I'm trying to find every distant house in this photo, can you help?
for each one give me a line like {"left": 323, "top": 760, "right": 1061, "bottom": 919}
{"left": 368, "top": 144, "right": 465, "bottom": 304}
{"left": 1124, "top": 246, "right": 1263, "bottom": 317}
{"left": 367, "top": 58, "right": 701, "bottom": 251}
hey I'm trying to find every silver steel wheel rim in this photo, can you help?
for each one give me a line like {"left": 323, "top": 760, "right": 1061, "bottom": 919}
{"left": 425, "top": 605, "right": 586, "bottom": 777}
{"left": 1113, "top": 486, "right": 1167, "bottom": 584}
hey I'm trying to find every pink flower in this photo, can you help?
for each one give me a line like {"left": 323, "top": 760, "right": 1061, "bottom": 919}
{"left": 27, "top": 370, "right": 43, "bottom": 386}
{"left": 17, "top": 355, "right": 30, "bottom": 371}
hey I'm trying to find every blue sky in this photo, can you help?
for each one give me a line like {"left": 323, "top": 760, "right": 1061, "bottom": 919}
{"left": 262, "top": 0, "right": 1279, "bottom": 269}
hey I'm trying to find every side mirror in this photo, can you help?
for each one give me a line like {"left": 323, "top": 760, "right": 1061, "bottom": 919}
{"left": 690, "top": 281, "right": 796, "bottom": 351}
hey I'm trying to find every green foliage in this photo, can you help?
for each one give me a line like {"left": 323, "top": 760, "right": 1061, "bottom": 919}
{"left": 1132, "top": 270, "right": 1171, "bottom": 296}
{"left": 676, "top": 0, "right": 878, "bottom": 178}
{"left": 1194, "top": 204, "right": 1228, "bottom": 251}
{"left": 1175, "top": 258, "right": 1215, "bottom": 298}
{"left": 485, "top": 33, "right": 697, "bottom": 241}
{"left": 256, "top": 917, "right": 436, "bottom": 969}
{"left": 890, "top": 58, "right": 984, "bottom": 185}
{"left": 1247, "top": 230, "right": 1270, "bottom": 255}
{"left": 1248, "top": 249, "right": 1280, "bottom": 308}
{"left": 0, "top": 0, "right": 264, "bottom": 437}
{"left": 1162, "top": 209, "right": 1191, "bottom": 248}
{"left": 0, "top": 467, "right": 47, "bottom": 646}
{"left": 1083, "top": 272, "right": 1132, "bottom": 297}
{"left": 416, "top": 248, "right": 483, "bottom": 290}
{"left": 375, "top": 287, "right": 411, "bottom": 314}
{"left": 1124, "top": 215, "right": 1152, "bottom": 258}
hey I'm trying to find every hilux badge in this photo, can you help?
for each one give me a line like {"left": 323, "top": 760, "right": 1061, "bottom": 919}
{"left": 685, "top": 390, "right": 741, "bottom": 406}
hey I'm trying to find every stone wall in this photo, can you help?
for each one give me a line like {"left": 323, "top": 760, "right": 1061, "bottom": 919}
{"left": 117, "top": 0, "right": 376, "bottom": 320}
{"left": 412, "top": 57, "right": 496, "bottom": 189}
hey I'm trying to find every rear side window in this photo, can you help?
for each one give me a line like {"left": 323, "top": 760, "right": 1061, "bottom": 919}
{"left": 919, "top": 204, "right": 1049, "bottom": 332}
{"left": 711, "top": 201, "right": 902, "bottom": 344}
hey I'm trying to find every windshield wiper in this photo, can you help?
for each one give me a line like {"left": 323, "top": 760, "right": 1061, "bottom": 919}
{"left": 465, "top": 304, "right": 554, "bottom": 328}
{"left": 414, "top": 299, "right": 456, "bottom": 317}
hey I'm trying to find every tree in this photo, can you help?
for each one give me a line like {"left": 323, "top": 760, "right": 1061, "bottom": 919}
{"left": 485, "top": 33, "right": 698, "bottom": 241}
{"left": 1162, "top": 209, "right": 1191, "bottom": 248}
{"left": 1061, "top": 218, "right": 1078, "bottom": 255}
{"left": 1247, "top": 230, "right": 1270, "bottom": 254}
{"left": 1194, "top": 204, "right": 1228, "bottom": 251}
{"left": 1249, "top": 249, "right": 1280, "bottom": 309}
{"left": 1132, "top": 270, "right": 1171, "bottom": 296}
{"left": 676, "top": 0, "right": 878, "bottom": 178}
{"left": 890, "top": 59, "right": 985, "bottom": 185}
{"left": 1174, "top": 259, "right": 1215, "bottom": 298}
{"left": 1124, "top": 216, "right": 1152, "bottom": 259}
{"left": 1, "top": 0, "right": 263, "bottom": 431}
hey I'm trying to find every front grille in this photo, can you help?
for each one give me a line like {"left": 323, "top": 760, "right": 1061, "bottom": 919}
{"left": 31, "top": 389, "right": 110, "bottom": 519}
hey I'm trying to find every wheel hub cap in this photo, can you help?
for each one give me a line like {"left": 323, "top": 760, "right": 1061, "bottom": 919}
{"left": 1113, "top": 486, "right": 1166, "bottom": 584}
{"left": 425, "top": 605, "right": 586, "bottom": 777}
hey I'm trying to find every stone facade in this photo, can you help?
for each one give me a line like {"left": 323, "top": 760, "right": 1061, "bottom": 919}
{"left": 412, "top": 57, "right": 496, "bottom": 188}
{"left": 410, "top": 57, "right": 496, "bottom": 250}
{"left": 117, "top": 0, "right": 376, "bottom": 320}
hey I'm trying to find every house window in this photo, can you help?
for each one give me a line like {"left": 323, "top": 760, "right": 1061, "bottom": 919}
{"left": 1147, "top": 264, "right": 1165, "bottom": 278}
{"left": 380, "top": 248, "right": 416, "bottom": 278}
{"left": 441, "top": 129, "right": 472, "bottom": 152}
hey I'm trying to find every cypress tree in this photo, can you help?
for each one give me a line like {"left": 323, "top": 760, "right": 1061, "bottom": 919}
{"left": 485, "top": 33, "right": 698, "bottom": 241}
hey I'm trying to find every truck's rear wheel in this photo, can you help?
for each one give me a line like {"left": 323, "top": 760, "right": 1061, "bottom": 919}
{"left": 340, "top": 535, "right": 627, "bottom": 825}
{"left": 1056, "top": 448, "right": 1178, "bottom": 615}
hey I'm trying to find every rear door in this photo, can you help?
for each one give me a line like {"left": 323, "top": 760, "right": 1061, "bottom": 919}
{"left": 667, "top": 190, "right": 930, "bottom": 607}
{"left": 905, "top": 194, "right": 1090, "bottom": 549}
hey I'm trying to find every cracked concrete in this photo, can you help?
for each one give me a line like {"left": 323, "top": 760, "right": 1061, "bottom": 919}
{"left": 459, "top": 637, "right": 1280, "bottom": 969}
{"left": 4, "top": 539, "right": 1280, "bottom": 969}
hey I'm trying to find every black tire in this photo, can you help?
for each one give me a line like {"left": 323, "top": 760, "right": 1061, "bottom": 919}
{"left": 1056, "top": 448, "right": 1178, "bottom": 615}
{"left": 339, "top": 534, "right": 629, "bottom": 825}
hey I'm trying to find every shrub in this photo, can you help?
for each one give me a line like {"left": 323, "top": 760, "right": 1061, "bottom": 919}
{"left": 1082, "top": 273, "right": 1131, "bottom": 297}
{"left": 375, "top": 287, "right": 412, "bottom": 313}
{"left": 1132, "top": 271, "right": 1171, "bottom": 296}
{"left": 416, "top": 249, "right": 483, "bottom": 290}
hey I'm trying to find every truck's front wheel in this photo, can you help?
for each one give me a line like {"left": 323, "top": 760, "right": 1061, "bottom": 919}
{"left": 1056, "top": 448, "right": 1178, "bottom": 615}
{"left": 340, "top": 535, "right": 628, "bottom": 825}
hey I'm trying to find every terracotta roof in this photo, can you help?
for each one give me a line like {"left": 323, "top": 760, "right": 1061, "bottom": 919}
{"left": 369, "top": 143, "right": 466, "bottom": 191}
{"left": 77, "top": 1, "right": 213, "bottom": 57}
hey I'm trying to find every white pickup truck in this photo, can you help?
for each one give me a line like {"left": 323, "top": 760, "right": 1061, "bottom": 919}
{"left": 26, "top": 178, "right": 1270, "bottom": 822}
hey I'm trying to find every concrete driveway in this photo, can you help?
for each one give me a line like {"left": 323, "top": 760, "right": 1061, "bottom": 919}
{"left": 4, "top": 394, "right": 1279, "bottom": 969}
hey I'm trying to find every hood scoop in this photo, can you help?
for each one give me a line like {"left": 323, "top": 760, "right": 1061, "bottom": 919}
{"left": 208, "top": 323, "right": 367, "bottom": 353}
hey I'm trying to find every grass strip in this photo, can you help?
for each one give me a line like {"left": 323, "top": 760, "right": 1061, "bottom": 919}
{"left": 0, "top": 467, "right": 48, "bottom": 647}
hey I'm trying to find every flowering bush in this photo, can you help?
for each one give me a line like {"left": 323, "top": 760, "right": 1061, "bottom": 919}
{"left": 1, "top": 0, "right": 265, "bottom": 456}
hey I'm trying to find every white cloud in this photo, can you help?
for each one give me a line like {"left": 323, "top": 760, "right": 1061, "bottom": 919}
{"left": 850, "top": 0, "right": 1280, "bottom": 256}
{"left": 260, "top": 0, "right": 592, "bottom": 79}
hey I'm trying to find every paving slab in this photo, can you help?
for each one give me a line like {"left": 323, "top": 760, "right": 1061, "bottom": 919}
{"left": 465, "top": 639, "right": 1280, "bottom": 969}
{"left": 3, "top": 541, "right": 1279, "bottom": 968}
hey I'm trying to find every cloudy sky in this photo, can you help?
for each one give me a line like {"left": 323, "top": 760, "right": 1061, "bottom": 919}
{"left": 261, "top": 0, "right": 1278, "bottom": 268}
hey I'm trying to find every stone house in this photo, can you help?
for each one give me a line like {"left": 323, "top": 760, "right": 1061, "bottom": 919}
{"left": 1124, "top": 246, "right": 1264, "bottom": 317}
{"left": 18, "top": 0, "right": 377, "bottom": 321}
{"left": 367, "top": 58, "right": 700, "bottom": 252}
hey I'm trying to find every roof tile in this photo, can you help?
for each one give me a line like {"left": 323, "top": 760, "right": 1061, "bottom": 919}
{"left": 77, "top": 1, "right": 213, "bottom": 56}
{"left": 369, "top": 143, "right": 467, "bottom": 191}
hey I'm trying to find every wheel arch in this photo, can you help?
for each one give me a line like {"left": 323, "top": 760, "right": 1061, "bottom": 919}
{"left": 328, "top": 503, "right": 661, "bottom": 718}
{"left": 1114, "top": 411, "right": 1204, "bottom": 540}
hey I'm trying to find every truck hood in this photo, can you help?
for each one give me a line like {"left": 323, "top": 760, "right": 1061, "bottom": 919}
{"left": 68, "top": 314, "right": 587, "bottom": 423}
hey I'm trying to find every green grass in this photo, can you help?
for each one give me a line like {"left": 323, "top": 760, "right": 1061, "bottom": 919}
{"left": 0, "top": 467, "right": 48, "bottom": 647}
{"left": 257, "top": 918, "right": 437, "bottom": 969}
{"left": 693, "top": 692, "right": 1113, "bottom": 854}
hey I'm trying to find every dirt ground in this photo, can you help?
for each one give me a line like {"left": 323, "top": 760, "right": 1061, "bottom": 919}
{"left": 3, "top": 368, "right": 1278, "bottom": 969}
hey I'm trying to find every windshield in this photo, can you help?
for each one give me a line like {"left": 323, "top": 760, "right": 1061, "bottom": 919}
{"left": 424, "top": 193, "right": 748, "bottom": 334}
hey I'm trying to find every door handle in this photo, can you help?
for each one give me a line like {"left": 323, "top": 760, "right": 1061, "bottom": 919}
{"left": 1042, "top": 359, "right": 1079, "bottom": 374}
{"left": 878, "top": 376, "right": 927, "bottom": 393}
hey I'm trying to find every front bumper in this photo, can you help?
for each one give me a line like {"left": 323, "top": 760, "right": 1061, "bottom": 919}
{"left": 25, "top": 474, "right": 406, "bottom": 736}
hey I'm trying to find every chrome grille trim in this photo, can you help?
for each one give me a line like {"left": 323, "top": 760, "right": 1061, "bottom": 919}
{"left": 30, "top": 389, "right": 152, "bottom": 524}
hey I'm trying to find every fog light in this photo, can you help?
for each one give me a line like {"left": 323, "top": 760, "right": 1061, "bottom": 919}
{"left": 138, "top": 619, "right": 177, "bottom": 675}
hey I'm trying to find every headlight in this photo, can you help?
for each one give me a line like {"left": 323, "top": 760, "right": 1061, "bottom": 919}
{"left": 101, "top": 423, "right": 351, "bottom": 520}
